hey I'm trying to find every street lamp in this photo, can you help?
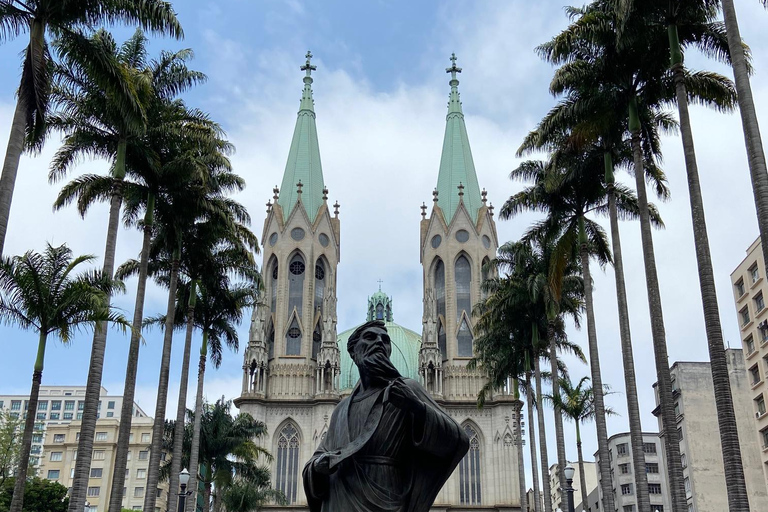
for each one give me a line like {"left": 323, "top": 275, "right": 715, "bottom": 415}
{"left": 563, "top": 464, "right": 576, "bottom": 512}
{"left": 178, "top": 468, "right": 191, "bottom": 512}
{"left": 84, "top": 501, "right": 90, "bottom": 512}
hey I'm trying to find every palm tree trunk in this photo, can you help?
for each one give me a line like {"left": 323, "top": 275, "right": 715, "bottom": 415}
{"left": 213, "top": 483, "right": 223, "bottom": 512}
{"left": 143, "top": 247, "right": 182, "bottom": 512}
{"left": 575, "top": 420, "right": 588, "bottom": 511}
{"left": 107, "top": 195, "right": 154, "bottom": 512}
{"left": 0, "top": 99, "right": 26, "bottom": 257}
{"left": 605, "top": 149, "right": 650, "bottom": 512}
{"left": 526, "top": 374, "right": 542, "bottom": 512}
{"left": 9, "top": 332, "right": 47, "bottom": 512}
{"left": 669, "top": 26, "right": 751, "bottom": 511}
{"left": 0, "top": 19, "right": 45, "bottom": 256}
{"left": 534, "top": 357, "right": 552, "bottom": 512}
{"left": 547, "top": 321, "right": 567, "bottom": 498}
{"left": 578, "top": 219, "right": 614, "bottom": 512}
{"left": 721, "top": 0, "right": 768, "bottom": 272}
{"left": 169, "top": 283, "right": 198, "bottom": 512}
{"left": 69, "top": 175, "right": 125, "bottom": 512}
{"left": 204, "top": 481, "right": 212, "bottom": 512}
{"left": 628, "top": 116, "right": 687, "bottom": 512}
{"left": 186, "top": 331, "right": 208, "bottom": 512}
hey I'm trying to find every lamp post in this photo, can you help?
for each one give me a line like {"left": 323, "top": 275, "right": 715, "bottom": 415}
{"left": 563, "top": 464, "right": 576, "bottom": 512}
{"left": 178, "top": 468, "right": 191, "bottom": 512}
{"left": 84, "top": 501, "right": 90, "bottom": 512}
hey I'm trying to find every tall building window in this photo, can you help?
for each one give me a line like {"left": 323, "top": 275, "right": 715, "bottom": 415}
{"left": 47, "top": 470, "right": 60, "bottom": 479}
{"left": 750, "top": 263, "right": 760, "bottom": 284}
{"left": 288, "top": 254, "right": 305, "bottom": 318}
{"left": 642, "top": 442, "right": 657, "bottom": 455}
{"left": 750, "top": 365, "right": 761, "bottom": 386}
{"left": 735, "top": 278, "right": 745, "bottom": 297}
{"left": 285, "top": 318, "right": 302, "bottom": 356}
{"left": 49, "top": 452, "right": 62, "bottom": 462}
{"left": 457, "top": 318, "right": 473, "bottom": 357}
{"left": 276, "top": 423, "right": 300, "bottom": 504}
{"left": 646, "top": 462, "right": 659, "bottom": 474}
{"left": 270, "top": 259, "right": 279, "bottom": 314}
{"left": 312, "top": 322, "right": 321, "bottom": 360}
{"left": 435, "top": 259, "right": 447, "bottom": 361}
{"left": 376, "top": 303, "right": 384, "bottom": 320}
{"left": 755, "top": 394, "right": 766, "bottom": 416}
{"left": 459, "top": 424, "right": 481, "bottom": 505}
{"left": 746, "top": 335, "right": 756, "bottom": 355}
{"left": 649, "top": 483, "right": 662, "bottom": 494}
{"left": 741, "top": 306, "right": 751, "bottom": 327}
{"left": 617, "top": 443, "right": 628, "bottom": 456}
{"left": 756, "top": 293, "right": 766, "bottom": 313}
{"left": 455, "top": 256, "right": 473, "bottom": 357}
{"left": 621, "top": 484, "right": 633, "bottom": 495}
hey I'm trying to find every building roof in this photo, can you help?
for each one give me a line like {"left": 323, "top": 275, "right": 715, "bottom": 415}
{"left": 278, "top": 51, "right": 326, "bottom": 223}
{"left": 435, "top": 53, "right": 482, "bottom": 225}
{"left": 337, "top": 288, "right": 421, "bottom": 389}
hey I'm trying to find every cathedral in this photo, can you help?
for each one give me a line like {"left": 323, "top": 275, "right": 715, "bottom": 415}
{"left": 234, "top": 52, "right": 523, "bottom": 511}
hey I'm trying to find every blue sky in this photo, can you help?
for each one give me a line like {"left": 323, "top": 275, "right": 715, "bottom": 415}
{"left": 2, "top": 0, "right": 768, "bottom": 490}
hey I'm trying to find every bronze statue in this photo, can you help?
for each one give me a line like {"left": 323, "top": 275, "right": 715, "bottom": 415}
{"left": 303, "top": 320, "right": 469, "bottom": 511}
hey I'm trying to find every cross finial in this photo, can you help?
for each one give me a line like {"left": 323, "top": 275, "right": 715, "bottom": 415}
{"left": 446, "top": 52, "right": 462, "bottom": 81}
{"left": 273, "top": 186, "right": 279, "bottom": 201}
{"left": 433, "top": 188, "right": 439, "bottom": 202}
{"left": 482, "top": 188, "right": 487, "bottom": 204}
{"left": 266, "top": 200, "right": 272, "bottom": 213}
{"left": 489, "top": 202, "right": 494, "bottom": 217}
{"left": 301, "top": 51, "right": 317, "bottom": 77}
{"left": 421, "top": 202, "right": 427, "bottom": 218}
{"left": 322, "top": 187, "right": 328, "bottom": 201}
{"left": 333, "top": 200, "right": 340, "bottom": 217}
{"left": 296, "top": 180, "right": 303, "bottom": 195}
{"left": 458, "top": 182, "right": 465, "bottom": 197}
{"left": 377, "top": 279, "right": 383, "bottom": 291}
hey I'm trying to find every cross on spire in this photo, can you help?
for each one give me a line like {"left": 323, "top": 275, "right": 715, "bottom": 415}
{"left": 446, "top": 52, "right": 462, "bottom": 81}
{"left": 301, "top": 50, "right": 317, "bottom": 77}
{"left": 377, "top": 279, "right": 383, "bottom": 291}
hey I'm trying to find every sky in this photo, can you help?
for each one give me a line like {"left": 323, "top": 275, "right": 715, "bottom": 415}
{"left": 1, "top": 0, "right": 768, "bottom": 492}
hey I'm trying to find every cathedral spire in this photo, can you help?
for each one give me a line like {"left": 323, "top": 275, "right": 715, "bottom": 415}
{"left": 435, "top": 53, "right": 482, "bottom": 224}
{"left": 278, "top": 51, "right": 326, "bottom": 222}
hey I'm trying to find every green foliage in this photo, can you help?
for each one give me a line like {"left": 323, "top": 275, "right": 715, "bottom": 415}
{"left": 0, "top": 477, "right": 69, "bottom": 512}
{"left": 0, "top": 411, "right": 26, "bottom": 485}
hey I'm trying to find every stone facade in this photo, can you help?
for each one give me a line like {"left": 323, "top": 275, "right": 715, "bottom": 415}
{"left": 652, "top": 351, "right": 768, "bottom": 512}
{"left": 235, "top": 54, "right": 522, "bottom": 511}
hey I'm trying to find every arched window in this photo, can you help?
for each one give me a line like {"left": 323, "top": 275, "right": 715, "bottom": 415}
{"left": 285, "top": 317, "right": 301, "bottom": 356}
{"left": 312, "top": 321, "right": 321, "bottom": 360}
{"left": 288, "top": 254, "right": 305, "bottom": 318}
{"left": 457, "top": 317, "right": 473, "bottom": 357}
{"left": 266, "top": 320, "right": 275, "bottom": 359}
{"left": 435, "top": 259, "right": 446, "bottom": 360}
{"left": 459, "top": 424, "right": 481, "bottom": 504}
{"left": 314, "top": 259, "right": 325, "bottom": 315}
{"left": 275, "top": 423, "right": 300, "bottom": 504}
{"left": 481, "top": 256, "right": 491, "bottom": 300}
{"left": 376, "top": 303, "right": 384, "bottom": 320}
{"left": 270, "top": 258, "right": 278, "bottom": 313}
{"left": 455, "top": 255, "right": 471, "bottom": 322}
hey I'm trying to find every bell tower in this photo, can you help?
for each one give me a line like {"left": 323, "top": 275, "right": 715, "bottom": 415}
{"left": 419, "top": 54, "right": 499, "bottom": 400}
{"left": 241, "top": 52, "right": 341, "bottom": 401}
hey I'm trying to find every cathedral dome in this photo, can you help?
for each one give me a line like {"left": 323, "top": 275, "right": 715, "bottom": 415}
{"left": 337, "top": 288, "right": 421, "bottom": 390}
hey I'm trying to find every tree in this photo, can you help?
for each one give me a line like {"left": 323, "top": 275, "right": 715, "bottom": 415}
{"left": 547, "top": 376, "right": 615, "bottom": 510}
{"left": 0, "top": 477, "right": 69, "bottom": 512}
{"left": 0, "top": 411, "right": 26, "bottom": 485}
{"left": 501, "top": 144, "right": 655, "bottom": 512}
{"left": 0, "top": 0, "right": 182, "bottom": 256}
{"left": 0, "top": 244, "right": 125, "bottom": 512}
{"left": 221, "top": 480, "right": 286, "bottom": 512}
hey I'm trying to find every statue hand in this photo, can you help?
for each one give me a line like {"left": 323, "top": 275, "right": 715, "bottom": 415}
{"left": 313, "top": 452, "right": 337, "bottom": 476}
{"left": 387, "top": 380, "right": 426, "bottom": 416}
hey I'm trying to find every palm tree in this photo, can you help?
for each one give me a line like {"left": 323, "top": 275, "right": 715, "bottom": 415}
{"left": 527, "top": 4, "right": 737, "bottom": 508}
{"left": 222, "top": 479, "right": 286, "bottom": 512}
{"left": 612, "top": 3, "right": 751, "bottom": 508}
{"left": 501, "top": 144, "right": 657, "bottom": 512}
{"left": 0, "top": 243, "right": 126, "bottom": 512}
{"left": 185, "top": 277, "right": 259, "bottom": 511}
{"left": 47, "top": 31, "right": 210, "bottom": 512}
{"left": 0, "top": 0, "right": 182, "bottom": 256}
{"left": 548, "top": 376, "right": 615, "bottom": 510}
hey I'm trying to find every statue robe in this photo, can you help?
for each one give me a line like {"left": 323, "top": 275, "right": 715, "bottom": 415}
{"left": 303, "top": 378, "right": 469, "bottom": 512}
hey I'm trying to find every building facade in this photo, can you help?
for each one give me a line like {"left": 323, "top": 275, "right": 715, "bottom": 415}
{"left": 594, "top": 433, "right": 671, "bottom": 512}
{"left": 0, "top": 386, "right": 147, "bottom": 470}
{"left": 652, "top": 351, "right": 768, "bottom": 512}
{"left": 575, "top": 487, "right": 600, "bottom": 512}
{"left": 36, "top": 416, "right": 167, "bottom": 512}
{"left": 730, "top": 237, "right": 768, "bottom": 485}
{"left": 235, "top": 53, "right": 523, "bottom": 510}
{"left": 549, "top": 461, "right": 598, "bottom": 511}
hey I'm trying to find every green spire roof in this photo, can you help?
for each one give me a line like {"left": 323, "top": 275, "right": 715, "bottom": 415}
{"left": 435, "top": 53, "right": 482, "bottom": 224}
{"left": 278, "top": 51, "right": 326, "bottom": 223}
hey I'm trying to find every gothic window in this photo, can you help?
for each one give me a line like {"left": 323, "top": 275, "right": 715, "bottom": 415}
{"left": 285, "top": 317, "right": 302, "bottom": 356}
{"left": 457, "top": 317, "right": 473, "bottom": 357}
{"left": 312, "top": 321, "right": 321, "bottom": 360}
{"left": 266, "top": 320, "right": 275, "bottom": 359}
{"left": 288, "top": 253, "right": 305, "bottom": 322}
{"left": 481, "top": 256, "right": 491, "bottom": 300}
{"left": 314, "top": 259, "right": 325, "bottom": 315}
{"left": 269, "top": 258, "right": 278, "bottom": 313}
{"left": 459, "top": 424, "right": 481, "bottom": 504}
{"left": 435, "top": 259, "right": 447, "bottom": 360}
{"left": 376, "top": 303, "right": 384, "bottom": 320}
{"left": 455, "top": 255, "right": 471, "bottom": 322}
{"left": 276, "top": 423, "right": 300, "bottom": 504}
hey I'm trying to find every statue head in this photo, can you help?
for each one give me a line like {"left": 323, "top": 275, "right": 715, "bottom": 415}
{"left": 347, "top": 320, "right": 400, "bottom": 384}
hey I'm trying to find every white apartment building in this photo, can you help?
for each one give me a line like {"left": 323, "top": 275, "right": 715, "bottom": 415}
{"left": 652, "top": 351, "right": 768, "bottom": 512}
{"left": 0, "top": 385, "right": 148, "bottom": 470}
{"left": 594, "top": 432, "right": 671, "bottom": 512}
{"left": 549, "top": 461, "right": 598, "bottom": 511}
{"left": 38, "top": 416, "right": 168, "bottom": 512}
{"left": 731, "top": 237, "right": 768, "bottom": 485}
